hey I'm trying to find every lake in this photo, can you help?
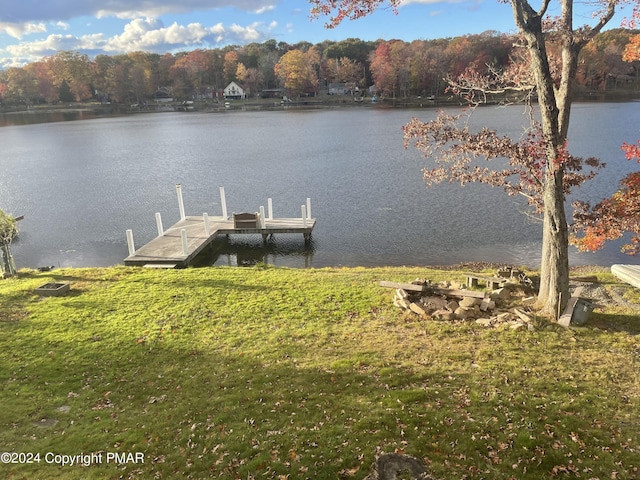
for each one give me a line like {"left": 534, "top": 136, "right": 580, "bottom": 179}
{"left": 1, "top": 102, "right": 639, "bottom": 269}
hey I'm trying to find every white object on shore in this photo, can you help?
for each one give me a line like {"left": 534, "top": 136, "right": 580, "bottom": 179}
{"left": 611, "top": 264, "right": 640, "bottom": 288}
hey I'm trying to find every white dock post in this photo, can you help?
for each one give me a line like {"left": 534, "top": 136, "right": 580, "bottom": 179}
{"left": 203, "top": 213, "right": 210, "bottom": 236}
{"left": 306, "top": 198, "right": 312, "bottom": 219}
{"left": 301, "top": 205, "right": 307, "bottom": 228}
{"left": 259, "top": 206, "right": 266, "bottom": 228}
{"left": 267, "top": 198, "right": 273, "bottom": 220}
{"left": 181, "top": 228, "right": 188, "bottom": 255}
{"left": 155, "top": 212, "right": 164, "bottom": 237}
{"left": 219, "top": 186, "right": 228, "bottom": 220}
{"left": 176, "top": 184, "right": 186, "bottom": 221}
{"left": 126, "top": 229, "right": 136, "bottom": 256}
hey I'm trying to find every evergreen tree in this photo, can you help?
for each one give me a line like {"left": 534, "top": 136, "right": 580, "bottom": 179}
{"left": 58, "top": 79, "right": 74, "bottom": 102}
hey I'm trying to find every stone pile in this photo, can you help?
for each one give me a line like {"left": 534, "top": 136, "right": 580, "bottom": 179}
{"left": 388, "top": 273, "right": 537, "bottom": 330}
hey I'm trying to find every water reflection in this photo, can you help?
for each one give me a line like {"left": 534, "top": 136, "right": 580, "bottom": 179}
{"left": 192, "top": 236, "right": 316, "bottom": 268}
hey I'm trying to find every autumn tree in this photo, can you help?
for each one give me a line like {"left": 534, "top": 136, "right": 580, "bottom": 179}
{"left": 310, "top": 0, "right": 633, "bottom": 318}
{"left": 572, "top": 13, "right": 640, "bottom": 255}
{"left": 369, "top": 41, "right": 396, "bottom": 95}
{"left": 170, "top": 50, "right": 211, "bottom": 98}
{"left": 42, "top": 51, "right": 92, "bottom": 101}
{"left": 3, "top": 67, "right": 38, "bottom": 105}
{"left": 223, "top": 50, "right": 240, "bottom": 85}
{"left": 274, "top": 49, "right": 320, "bottom": 97}
{"left": 326, "top": 56, "right": 364, "bottom": 88}
{"left": 572, "top": 142, "right": 640, "bottom": 254}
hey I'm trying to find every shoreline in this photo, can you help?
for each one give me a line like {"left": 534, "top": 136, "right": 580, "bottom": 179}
{"left": 2, "top": 91, "right": 639, "bottom": 117}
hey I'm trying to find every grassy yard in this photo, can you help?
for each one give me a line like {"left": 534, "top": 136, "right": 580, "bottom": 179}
{"left": 0, "top": 265, "right": 639, "bottom": 479}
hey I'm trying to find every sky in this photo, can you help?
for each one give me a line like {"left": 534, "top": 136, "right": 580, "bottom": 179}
{"left": 0, "top": 0, "right": 632, "bottom": 69}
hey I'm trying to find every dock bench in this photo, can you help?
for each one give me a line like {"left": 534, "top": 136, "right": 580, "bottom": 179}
{"left": 233, "top": 212, "right": 261, "bottom": 229}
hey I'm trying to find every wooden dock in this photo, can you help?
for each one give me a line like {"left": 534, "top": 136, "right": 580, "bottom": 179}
{"left": 124, "top": 215, "right": 315, "bottom": 268}
{"left": 124, "top": 185, "right": 316, "bottom": 268}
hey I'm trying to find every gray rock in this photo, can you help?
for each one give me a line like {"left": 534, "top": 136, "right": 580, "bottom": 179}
{"left": 459, "top": 297, "right": 479, "bottom": 308}
{"left": 365, "top": 453, "right": 434, "bottom": 480}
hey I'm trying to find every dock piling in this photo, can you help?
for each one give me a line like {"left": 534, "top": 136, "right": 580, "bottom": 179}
{"left": 306, "top": 198, "right": 312, "bottom": 219}
{"left": 301, "top": 205, "right": 307, "bottom": 228}
{"left": 181, "top": 229, "right": 188, "bottom": 255}
{"left": 176, "top": 184, "right": 186, "bottom": 221}
{"left": 126, "top": 229, "right": 136, "bottom": 256}
{"left": 155, "top": 212, "right": 164, "bottom": 237}
{"left": 220, "top": 187, "right": 228, "bottom": 219}
{"left": 259, "top": 206, "right": 266, "bottom": 228}
{"left": 267, "top": 198, "right": 273, "bottom": 220}
{"left": 203, "top": 213, "right": 210, "bottom": 236}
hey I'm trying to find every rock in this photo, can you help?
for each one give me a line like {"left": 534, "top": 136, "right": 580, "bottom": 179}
{"left": 480, "top": 298, "right": 495, "bottom": 312}
{"left": 459, "top": 296, "right": 479, "bottom": 308}
{"left": 495, "top": 312, "right": 513, "bottom": 323}
{"left": 446, "top": 300, "right": 459, "bottom": 311}
{"left": 512, "top": 308, "right": 533, "bottom": 324}
{"left": 432, "top": 308, "right": 455, "bottom": 321}
{"left": 364, "top": 453, "right": 433, "bottom": 480}
{"left": 410, "top": 302, "right": 429, "bottom": 316}
{"left": 421, "top": 296, "right": 449, "bottom": 310}
{"left": 476, "top": 318, "right": 494, "bottom": 327}
{"left": 490, "top": 288, "right": 511, "bottom": 301}
{"left": 395, "top": 288, "right": 409, "bottom": 300}
{"left": 394, "top": 297, "right": 412, "bottom": 310}
{"left": 454, "top": 307, "right": 475, "bottom": 320}
{"left": 510, "top": 322, "right": 526, "bottom": 330}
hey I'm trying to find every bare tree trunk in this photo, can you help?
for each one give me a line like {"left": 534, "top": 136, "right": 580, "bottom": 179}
{"left": 511, "top": 1, "right": 571, "bottom": 316}
{"left": 509, "top": 0, "right": 616, "bottom": 318}
{"left": 1, "top": 242, "right": 16, "bottom": 277}
{"left": 537, "top": 170, "right": 570, "bottom": 317}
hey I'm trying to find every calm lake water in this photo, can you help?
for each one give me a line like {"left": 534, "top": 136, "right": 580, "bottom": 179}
{"left": 1, "top": 102, "right": 639, "bottom": 269}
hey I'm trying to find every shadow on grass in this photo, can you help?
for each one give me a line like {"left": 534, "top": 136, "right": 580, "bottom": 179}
{"left": 587, "top": 312, "right": 640, "bottom": 334}
{"left": 3, "top": 313, "right": 640, "bottom": 480}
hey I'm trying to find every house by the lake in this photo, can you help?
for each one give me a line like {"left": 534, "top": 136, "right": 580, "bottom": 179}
{"left": 224, "top": 82, "right": 246, "bottom": 100}
{"left": 152, "top": 87, "right": 174, "bottom": 103}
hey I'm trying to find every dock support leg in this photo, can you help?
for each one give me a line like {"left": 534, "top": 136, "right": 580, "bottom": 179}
{"left": 203, "top": 213, "right": 210, "bottom": 236}
{"left": 220, "top": 186, "right": 228, "bottom": 220}
{"left": 155, "top": 212, "right": 164, "bottom": 237}
{"left": 259, "top": 206, "right": 266, "bottom": 228}
{"left": 176, "top": 184, "right": 186, "bottom": 221}
{"left": 267, "top": 198, "right": 273, "bottom": 220}
{"left": 126, "top": 229, "right": 136, "bottom": 256}
{"left": 301, "top": 205, "right": 307, "bottom": 228}
{"left": 262, "top": 233, "right": 269, "bottom": 243}
{"left": 181, "top": 229, "right": 188, "bottom": 255}
{"left": 306, "top": 198, "right": 312, "bottom": 219}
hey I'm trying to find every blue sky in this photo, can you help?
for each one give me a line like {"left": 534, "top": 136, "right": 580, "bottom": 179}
{"left": 0, "top": 0, "right": 632, "bottom": 69}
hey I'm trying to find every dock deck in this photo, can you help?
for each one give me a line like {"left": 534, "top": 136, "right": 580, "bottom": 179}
{"left": 124, "top": 215, "right": 315, "bottom": 267}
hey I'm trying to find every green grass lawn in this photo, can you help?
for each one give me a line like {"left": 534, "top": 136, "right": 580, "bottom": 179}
{"left": 1, "top": 265, "right": 639, "bottom": 479}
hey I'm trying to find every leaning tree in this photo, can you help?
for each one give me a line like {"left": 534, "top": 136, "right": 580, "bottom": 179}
{"left": 0, "top": 209, "right": 18, "bottom": 277}
{"left": 310, "top": 0, "right": 638, "bottom": 318}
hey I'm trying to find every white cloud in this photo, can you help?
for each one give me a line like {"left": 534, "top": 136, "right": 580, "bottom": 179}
{"left": 0, "top": 22, "right": 47, "bottom": 40}
{"left": 254, "top": 5, "right": 276, "bottom": 15}
{"left": 102, "top": 17, "right": 273, "bottom": 52}
{"left": 0, "top": 14, "right": 279, "bottom": 68}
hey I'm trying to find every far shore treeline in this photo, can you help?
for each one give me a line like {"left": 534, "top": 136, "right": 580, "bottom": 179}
{"left": 0, "top": 29, "right": 639, "bottom": 108}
